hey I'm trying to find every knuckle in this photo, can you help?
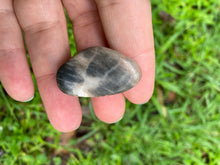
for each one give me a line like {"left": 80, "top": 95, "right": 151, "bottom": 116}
{"left": 0, "top": 48, "right": 24, "bottom": 57}
{"left": 95, "top": 0, "right": 121, "bottom": 9}
{"left": 63, "top": 0, "right": 100, "bottom": 29}
{"left": 0, "top": 8, "right": 15, "bottom": 30}
{"left": 72, "top": 10, "right": 100, "bottom": 29}
{"left": 23, "top": 20, "right": 60, "bottom": 34}
{"left": 36, "top": 73, "right": 56, "bottom": 83}
{"left": 0, "top": 8, "right": 13, "bottom": 16}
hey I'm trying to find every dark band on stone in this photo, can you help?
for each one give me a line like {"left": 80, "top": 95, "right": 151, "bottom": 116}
{"left": 57, "top": 63, "right": 84, "bottom": 83}
{"left": 86, "top": 51, "right": 119, "bottom": 77}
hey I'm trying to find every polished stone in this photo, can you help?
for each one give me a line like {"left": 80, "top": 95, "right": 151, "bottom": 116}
{"left": 56, "top": 47, "right": 141, "bottom": 97}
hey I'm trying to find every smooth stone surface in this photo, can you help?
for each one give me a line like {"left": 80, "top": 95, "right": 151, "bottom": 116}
{"left": 56, "top": 47, "right": 141, "bottom": 97}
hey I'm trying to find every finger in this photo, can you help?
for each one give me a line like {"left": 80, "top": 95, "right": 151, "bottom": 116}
{"left": 91, "top": 95, "right": 125, "bottom": 123}
{"left": 95, "top": 0, "right": 155, "bottom": 104}
{"left": 14, "top": 0, "right": 82, "bottom": 132}
{"left": 0, "top": 0, "right": 34, "bottom": 101}
{"left": 62, "top": 0, "right": 125, "bottom": 123}
{"left": 62, "top": 0, "right": 106, "bottom": 50}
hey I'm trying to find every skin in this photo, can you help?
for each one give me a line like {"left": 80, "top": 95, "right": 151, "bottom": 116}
{"left": 0, "top": 0, "right": 155, "bottom": 132}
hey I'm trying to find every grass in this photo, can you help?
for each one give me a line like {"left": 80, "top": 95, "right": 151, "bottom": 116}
{"left": 1, "top": 0, "right": 220, "bottom": 164}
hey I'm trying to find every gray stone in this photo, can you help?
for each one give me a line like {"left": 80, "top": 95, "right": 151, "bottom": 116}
{"left": 56, "top": 47, "right": 141, "bottom": 97}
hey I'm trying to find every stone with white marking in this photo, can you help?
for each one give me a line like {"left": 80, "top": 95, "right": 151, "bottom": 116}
{"left": 56, "top": 47, "right": 141, "bottom": 97}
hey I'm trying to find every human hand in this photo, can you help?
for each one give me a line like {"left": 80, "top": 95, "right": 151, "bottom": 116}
{"left": 0, "top": 0, "right": 155, "bottom": 132}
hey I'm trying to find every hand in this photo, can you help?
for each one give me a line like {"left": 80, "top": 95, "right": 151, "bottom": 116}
{"left": 0, "top": 0, "right": 155, "bottom": 132}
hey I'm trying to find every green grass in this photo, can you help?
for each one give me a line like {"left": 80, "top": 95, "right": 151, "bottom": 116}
{"left": 1, "top": 0, "right": 220, "bottom": 164}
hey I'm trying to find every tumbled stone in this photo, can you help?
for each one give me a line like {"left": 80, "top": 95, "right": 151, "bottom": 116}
{"left": 56, "top": 47, "right": 141, "bottom": 97}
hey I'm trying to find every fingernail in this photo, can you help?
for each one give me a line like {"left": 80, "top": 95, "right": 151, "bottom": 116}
{"left": 21, "top": 95, "right": 34, "bottom": 102}
{"left": 113, "top": 116, "right": 123, "bottom": 123}
{"left": 138, "top": 100, "right": 149, "bottom": 105}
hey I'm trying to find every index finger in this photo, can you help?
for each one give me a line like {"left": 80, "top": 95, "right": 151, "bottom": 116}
{"left": 95, "top": 0, "right": 155, "bottom": 104}
{"left": 14, "top": 0, "right": 82, "bottom": 132}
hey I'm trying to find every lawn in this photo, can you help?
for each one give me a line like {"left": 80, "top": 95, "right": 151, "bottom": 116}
{"left": 1, "top": 0, "right": 220, "bottom": 164}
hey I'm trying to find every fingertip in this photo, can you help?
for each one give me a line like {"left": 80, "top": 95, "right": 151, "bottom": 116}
{"left": 123, "top": 52, "right": 155, "bottom": 104}
{"left": 123, "top": 81, "right": 154, "bottom": 104}
{"left": 0, "top": 48, "right": 35, "bottom": 102}
{"left": 106, "top": 115, "right": 124, "bottom": 124}
{"left": 20, "top": 95, "right": 35, "bottom": 102}
{"left": 1, "top": 77, "right": 35, "bottom": 102}
{"left": 43, "top": 96, "right": 82, "bottom": 133}
{"left": 37, "top": 76, "right": 82, "bottom": 133}
{"left": 50, "top": 115, "right": 82, "bottom": 133}
{"left": 91, "top": 94, "right": 125, "bottom": 123}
